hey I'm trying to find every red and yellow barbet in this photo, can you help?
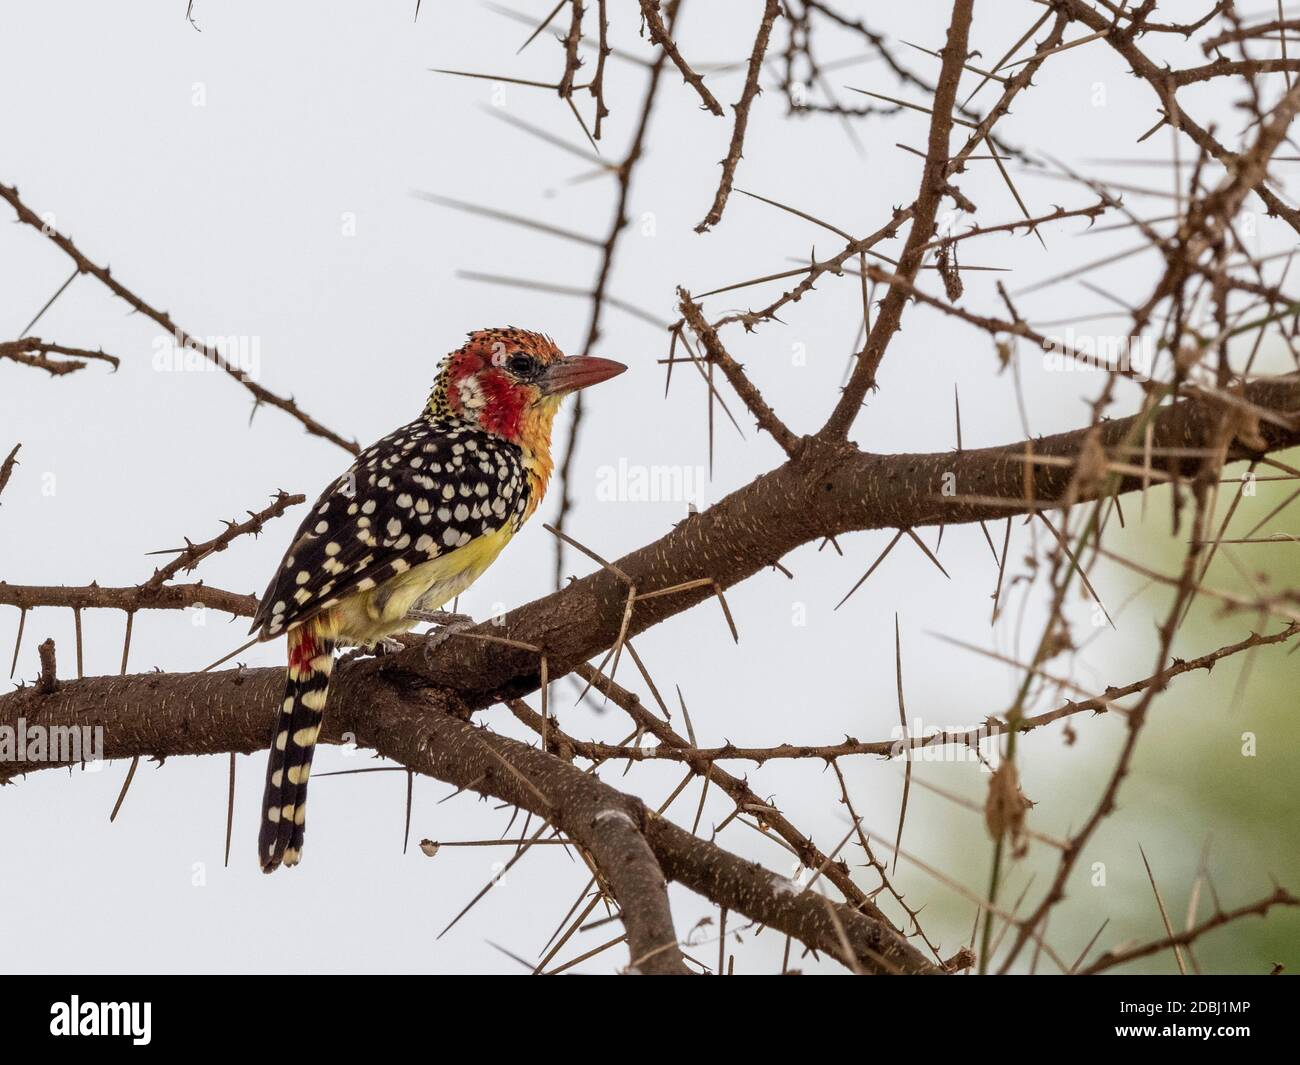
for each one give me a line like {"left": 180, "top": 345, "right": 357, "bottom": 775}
{"left": 249, "top": 329, "right": 625, "bottom": 871}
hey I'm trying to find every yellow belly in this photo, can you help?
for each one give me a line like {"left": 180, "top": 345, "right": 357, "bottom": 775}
{"left": 328, "top": 523, "right": 515, "bottom": 646}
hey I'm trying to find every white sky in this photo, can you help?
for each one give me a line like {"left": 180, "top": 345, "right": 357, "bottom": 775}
{"left": 2, "top": 2, "right": 1296, "bottom": 973}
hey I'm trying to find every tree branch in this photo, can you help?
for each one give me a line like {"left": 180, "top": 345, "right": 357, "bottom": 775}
{"left": 0, "top": 654, "right": 935, "bottom": 974}
{"left": 678, "top": 288, "right": 801, "bottom": 455}
{"left": 0, "top": 183, "right": 360, "bottom": 455}
{"left": 637, "top": 0, "right": 724, "bottom": 115}
{"left": 821, "top": 0, "right": 974, "bottom": 437}
{"left": 695, "top": 0, "right": 783, "bottom": 232}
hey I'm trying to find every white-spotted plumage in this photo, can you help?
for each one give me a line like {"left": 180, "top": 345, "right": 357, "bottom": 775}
{"left": 253, "top": 327, "right": 626, "bottom": 873}
{"left": 250, "top": 417, "right": 530, "bottom": 646}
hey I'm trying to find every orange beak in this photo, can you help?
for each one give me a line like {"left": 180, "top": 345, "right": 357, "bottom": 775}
{"left": 540, "top": 355, "right": 627, "bottom": 395}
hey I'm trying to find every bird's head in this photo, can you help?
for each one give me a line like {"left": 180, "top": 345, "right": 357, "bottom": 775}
{"left": 427, "top": 328, "right": 626, "bottom": 448}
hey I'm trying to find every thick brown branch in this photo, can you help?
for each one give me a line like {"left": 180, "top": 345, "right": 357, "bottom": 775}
{"left": 3, "top": 377, "right": 1294, "bottom": 971}
{"left": 0, "top": 660, "right": 934, "bottom": 974}
{"left": 12, "top": 373, "right": 1238, "bottom": 716}
{"left": 355, "top": 682, "right": 691, "bottom": 974}
{"left": 395, "top": 374, "right": 1300, "bottom": 712}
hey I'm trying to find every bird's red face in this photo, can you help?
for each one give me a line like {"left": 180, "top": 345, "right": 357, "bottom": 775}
{"left": 432, "top": 328, "right": 626, "bottom": 445}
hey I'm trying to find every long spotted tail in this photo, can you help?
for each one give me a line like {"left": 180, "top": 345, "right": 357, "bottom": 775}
{"left": 259, "top": 619, "right": 336, "bottom": 872}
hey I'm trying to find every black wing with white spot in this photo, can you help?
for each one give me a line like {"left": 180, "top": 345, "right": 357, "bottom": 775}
{"left": 250, "top": 418, "right": 530, "bottom": 640}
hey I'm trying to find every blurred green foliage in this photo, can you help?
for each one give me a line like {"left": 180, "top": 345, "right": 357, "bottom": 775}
{"left": 912, "top": 448, "right": 1300, "bottom": 974}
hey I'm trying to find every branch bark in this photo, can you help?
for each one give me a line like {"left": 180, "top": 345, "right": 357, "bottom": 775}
{"left": 401, "top": 373, "right": 1300, "bottom": 712}
{"left": 9, "top": 375, "right": 1292, "bottom": 721}
{"left": 0, "top": 183, "right": 360, "bottom": 455}
{"left": 637, "top": 0, "right": 723, "bottom": 115}
{"left": 3, "top": 375, "right": 1294, "bottom": 972}
{"left": 695, "top": 0, "right": 783, "bottom": 232}
{"left": 0, "top": 655, "right": 935, "bottom": 974}
{"left": 822, "top": 0, "right": 974, "bottom": 437}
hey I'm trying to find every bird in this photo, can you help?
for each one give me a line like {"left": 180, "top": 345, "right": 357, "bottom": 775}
{"left": 248, "top": 328, "right": 626, "bottom": 872}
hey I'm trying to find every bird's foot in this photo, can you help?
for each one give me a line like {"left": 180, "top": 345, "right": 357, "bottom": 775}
{"left": 340, "top": 636, "right": 408, "bottom": 663}
{"left": 407, "top": 608, "right": 474, "bottom": 627}
{"left": 410, "top": 610, "right": 476, "bottom": 658}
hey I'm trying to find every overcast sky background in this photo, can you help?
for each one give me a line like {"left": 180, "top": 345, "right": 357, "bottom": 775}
{"left": 2, "top": 2, "right": 1297, "bottom": 974}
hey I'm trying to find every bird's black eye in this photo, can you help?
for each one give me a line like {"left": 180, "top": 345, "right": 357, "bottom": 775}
{"left": 507, "top": 353, "right": 538, "bottom": 378}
